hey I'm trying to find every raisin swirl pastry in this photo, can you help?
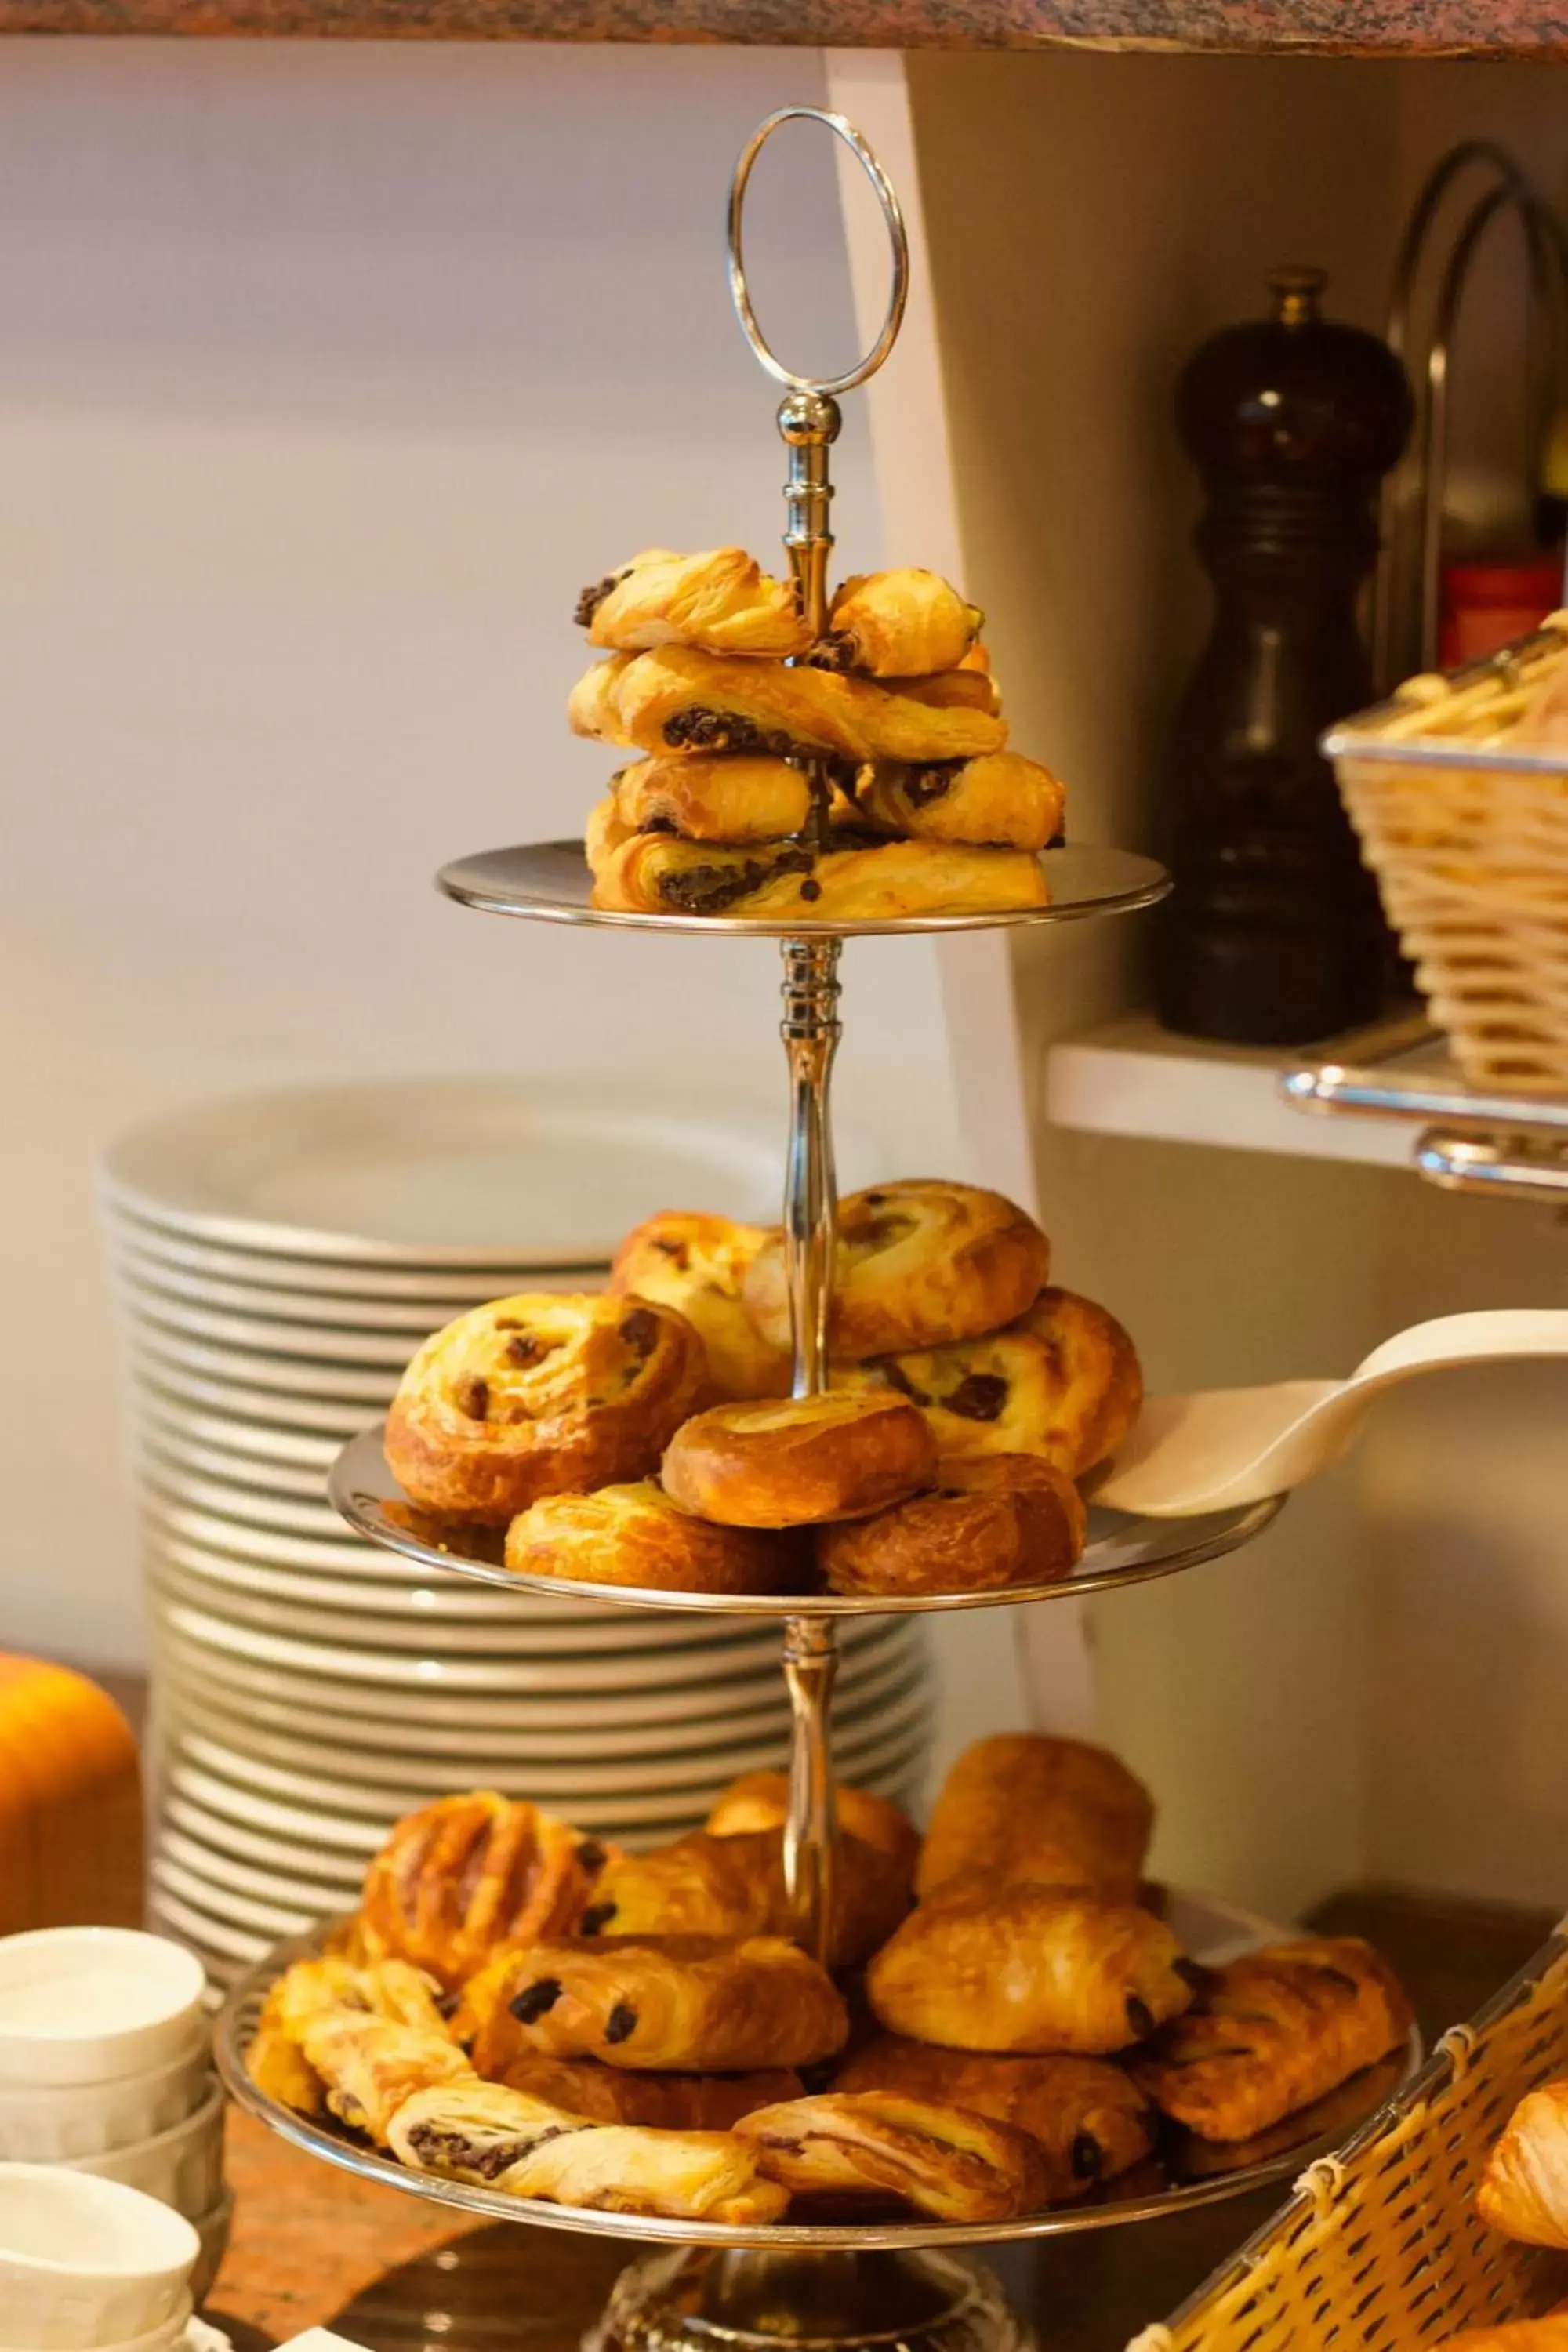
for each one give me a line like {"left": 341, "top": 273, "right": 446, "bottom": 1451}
{"left": 592, "top": 835, "right": 1047, "bottom": 922}
{"left": 844, "top": 1286, "right": 1142, "bottom": 1476}
{"left": 575, "top": 547, "right": 807, "bottom": 659}
{"left": 503, "top": 1483, "right": 802, "bottom": 1597}
{"left": 661, "top": 1391, "right": 936, "bottom": 1527}
{"left": 384, "top": 1292, "right": 706, "bottom": 1523}
{"left": 568, "top": 647, "right": 1007, "bottom": 764}
{"left": 389, "top": 2080, "right": 789, "bottom": 2223}
{"left": 358, "top": 1792, "right": 611, "bottom": 1991}
{"left": 833, "top": 2038, "right": 1155, "bottom": 2201}
{"left": 814, "top": 570, "right": 984, "bottom": 678}
{"left": 745, "top": 1181, "right": 1050, "bottom": 1363}
{"left": 611, "top": 756, "right": 814, "bottom": 846}
{"left": 848, "top": 752, "right": 1066, "bottom": 853}
{"left": 609, "top": 1212, "right": 790, "bottom": 1404}
{"left": 818, "top": 1453, "right": 1085, "bottom": 1597}
{"left": 1131, "top": 1937, "right": 1413, "bottom": 2143}
{"left": 917, "top": 1733, "right": 1154, "bottom": 1904}
{"left": 868, "top": 1882, "right": 1192, "bottom": 2056}
{"left": 466, "top": 1933, "right": 849, "bottom": 2074}
{"left": 578, "top": 1825, "right": 912, "bottom": 1969}
{"left": 1480, "top": 2084, "right": 1568, "bottom": 2249}
{"left": 488, "top": 2053, "right": 804, "bottom": 2131}
{"left": 735, "top": 2091, "right": 1051, "bottom": 2223}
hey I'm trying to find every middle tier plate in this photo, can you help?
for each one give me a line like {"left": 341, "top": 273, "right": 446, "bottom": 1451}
{"left": 329, "top": 1425, "right": 1283, "bottom": 1616}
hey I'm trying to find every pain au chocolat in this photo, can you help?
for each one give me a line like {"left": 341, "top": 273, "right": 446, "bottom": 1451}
{"left": 385, "top": 1292, "right": 705, "bottom": 1524}
{"left": 575, "top": 547, "right": 808, "bottom": 659}
{"left": 590, "top": 834, "right": 1048, "bottom": 922}
{"left": 916, "top": 1733, "right": 1154, "bottom": 1904}
{"left": 735, "top": 2090, "right": 1052, "bottom": 2223}
{"left": 848, "top": 750, "right": 1065, "bottom": 854}
{"left": 815, "top": 569, "right": 984, "bottom": 679}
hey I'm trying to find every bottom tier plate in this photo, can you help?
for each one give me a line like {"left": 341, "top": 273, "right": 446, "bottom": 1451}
{"left": 213, "top": 1890, "right": 1417, "bottom": 2255}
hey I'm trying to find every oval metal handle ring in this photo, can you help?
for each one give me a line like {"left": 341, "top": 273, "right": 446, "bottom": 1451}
{"left": 728, "top": 107, "right": 910, "bottom": 397}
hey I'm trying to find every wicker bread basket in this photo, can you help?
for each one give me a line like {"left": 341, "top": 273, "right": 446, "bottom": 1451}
{"left": 1326, "top": 620, "right": 1568, "bottom": 1094}
{"left": 1127, "top": 1925, "right": 1568, "bottom": 2352}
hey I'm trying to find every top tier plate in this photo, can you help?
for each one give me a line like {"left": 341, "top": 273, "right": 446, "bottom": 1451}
{"left": 438, "top": 840, "right": 1169, "bottom": 938}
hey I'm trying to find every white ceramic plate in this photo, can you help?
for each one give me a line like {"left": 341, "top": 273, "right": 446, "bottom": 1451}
{"left": 128, "top": 1327, "right": 398, "bottom": 1403}
{"left": 133, "top": 1429, "right": 336, "bottom": 1502}
{"left": 145, "top": 1531, "right": 599, "bottom": 1620}
{"left": 111, "top": 1246, "right": 564, "bottom": 1333}
{"left": 122, "top": 1292, "right": 423, "bottom": 1370}
{"left": 101, "top": 1078, "right": 805, "bottom": 1266}
{"left": 134, "top": 1367, "right": 383, "bottom": 1437}
{"left": 132, "top": 1403, "right": 339, "bottom": 1470}
{"left": 106, "top": 1212, "right": 579, "bottom": 1302}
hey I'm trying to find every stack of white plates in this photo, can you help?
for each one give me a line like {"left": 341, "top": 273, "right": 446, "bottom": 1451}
{"left": 101, "top": 1080, "right": 928, "bottom": 1987}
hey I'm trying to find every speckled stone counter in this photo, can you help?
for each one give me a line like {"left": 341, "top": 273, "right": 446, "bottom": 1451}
{"left": 2, "top": 0, "right": 1567, "bottom": 48}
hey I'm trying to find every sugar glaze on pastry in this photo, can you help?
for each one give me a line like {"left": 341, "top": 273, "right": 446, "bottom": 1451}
{"left": 661, "top": 1390, "right": 937, "bottom": 1527}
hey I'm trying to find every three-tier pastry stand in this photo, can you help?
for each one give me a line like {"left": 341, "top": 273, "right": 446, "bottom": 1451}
{"left": 215, "top": 109, "right": 1405, "bottom": 2352}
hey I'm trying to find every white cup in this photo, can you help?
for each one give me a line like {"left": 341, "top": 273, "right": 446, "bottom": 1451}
{"left": 0, "top": 2296, "right": 194, "bottom": 2352}
{"left": 0, "top": 2032, "right": 210, "bottom": 2165}
{"left": 0, "top": 2165, "right": 199, "bottom": 2349}
{"left": 0, "top": 1932, "right": 207, "bottom": 2089}
{"left": 69, "top": 2081, "right": 226, "bottom": 2222}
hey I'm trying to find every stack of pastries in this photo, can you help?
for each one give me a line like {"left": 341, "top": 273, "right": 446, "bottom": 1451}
{"left": 382, "top": 1178, "right": 1142, "bottom": 1600}
{"left": 570, "top": 549, "right": 1065, "bottom": 920}
{"left": 249, "top": 1735, "right": 1414, "bottom": 2227}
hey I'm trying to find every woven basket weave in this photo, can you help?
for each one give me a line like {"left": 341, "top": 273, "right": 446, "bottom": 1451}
{"left": 1329, "top": 622, "right": 1568, "bottom": 1094}
{"left": 1127, "top": 1926, "right": 1568, "bottom": 2352}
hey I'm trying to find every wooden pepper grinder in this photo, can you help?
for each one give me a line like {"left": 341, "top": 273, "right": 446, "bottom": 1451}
{"left": 1158, "top": 267, "right": 1413, "bottom": 1044}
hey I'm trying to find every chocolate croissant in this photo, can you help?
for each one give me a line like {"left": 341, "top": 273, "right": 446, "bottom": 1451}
{"left": 916, "top": 1733, "right": 1154, "bottom": 1903}
{"left": 819, "top": 570, "right": 984, "bottom": 678}
{"left": 705, "top": 1771, "right": 920, "bottom": 1883}
{"left": 488, "top": 2053, "right": 804, "bottom": 2131}
{"left": 590, "top": 834, "right": 1047, "bottom": 923}
{"left": 612, "top": 755, "right": 814, "bottom": 845}
{"left": 1479, "top": 2082, "right": 1568, "bottom": 2249}
{"left": 1131, "top": 1937, "right": 1413, "bottom": 2143}
{"left": 735, "top": 2090, "right": 1051, "bottom": 2223}
{"left": 358, "top": 1793, "right": 612, "bottom": 1991}
{"left": 464, "top": 1933, "right": 850, "bottom": 2074}
{"left": 868, "top": 1882, "right": 1191, "bottom": 2056}
{"left": 833, "top": 2037, "right": 1155, "bottom": 2201}
{"left": 568, "top": 647, "right": 1006, "bottom": 765}
{"left": 574, "top": 1826, "right": 913, "bottom": 1969}
{"left": 848, "top": 752, "right": 1065, "bottom": 853}
{"left": 576, "top": 547, "right": 807, "bottom": 659}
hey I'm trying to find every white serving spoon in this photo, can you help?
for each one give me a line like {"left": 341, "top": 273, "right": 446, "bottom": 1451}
{"left": 1091, "top": 1308, "right": 1568, "bottom": 1517}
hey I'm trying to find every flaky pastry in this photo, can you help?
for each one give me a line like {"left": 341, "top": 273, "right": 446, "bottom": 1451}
{"left": 745, "top": 1181, "right": 1050, "bottom": 1363}
{"left": 868, "top": 1882, "right": 1191, "bottom": 2056}
{"left": 844, "top": 1286, "right": 1142, "bottom": 1476}
{"left": 578, "top": 1825, "right": 912, "bottom": 1969}
{"left": 358, "top": 1792, "right": 610, "bottom": 1991}
{"left": 916, "top": 1733, "right": 1154, "bottom": 1904}
{"left": 818, "top": 571, "right": 984, "bottom": 678}
{"left": 612, "top": 756, "right": 813, "bottom": 845}
{"left": 1131, "top": 1937, "right": 1413, "bottom": 2143}
{"left": 568, "top": 647, "right": 1006, "bottom": 764}
{"left": 849, "top": 752, "right": 1065, "bottom": 852}
{"left": 705, "top": 1771, "right": 920, "bottom": 1882}
{"left": 590, "top": 834, "right": 1047, "bottom": 922}
{"left": 1479, "top": 2082, "right": 1568, "bottom": 2249}
{"left": 503, "top": 1481, "right": 800, "bottom": 1597}
{"left": 296, "top": 2009, "right": 474, "bottom": 2143}
{"left": 818, "top": 1453, "right": 1086, "bottom": 1597}
{"left": 609, "top": 1211, "right": 790, "bottom": 1403}
{"left": 487, "top": 2053, "right": 803, "bottom": 2130}
{"left": 662, "top": 1390, "right": 937, "bottom": 1527}
{"left": 735, "top": 2090, "right": 1051, "bottom": 2222}
{"left": 585, "top": 793, "right": 636, "bottom": 878}
{"left": 576, "top": 548, "right": 806, "bottom": 659}
{"left": 385, "top": 1292, "right": 706, "bottom": 1523}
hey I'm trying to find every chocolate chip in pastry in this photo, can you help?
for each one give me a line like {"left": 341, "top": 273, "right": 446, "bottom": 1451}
{"left": 745, "top": 1181, "right": 1050, "bottom": 1364}
{"left": 916, "top": 1733, "right": 1154, "bottom": 1904}
{"left": 849, "top": 752, "right": 1066, "bottom": 853}
{"left": 385, "top": 1292, "right": 706, "bottom": 1524}
{"left": 503, "top": 1481, "right": 804, "bottom": 1597}
{"left": 1131, "top": 1936, "right": 1413, "bottom": 2144}
{"left": 815, "top": 570, "right": 984, "bottom": 679}
{"left": 578, "top": 1825, "right": 912, "bottom": 1969}
{"left": 818, "top": 1453, "right": 1086, "bottom": 1597}
{"left": 466, "top": 1933, "right": 849, "bottom": 2074}
{"left": 868, "top": 1882, "right": 1191, "bottom": 2056}
{"left": 1480, "top": 2083, "right": 1568, "bottom": 2250}
{"left": 568, "top": 645, "right": 1007, "bottom": 764}
{"left": 610, "top": 1211, "right": 791, "bottom": 1403}
{"left": 296, "top": 2010, "right": 475, "bottom": 2143}
{"left": 833, "top": 2037, "right": 1155, "bottom": 2201}
{"left": 590, "top": 833, "right": 1048, "bottom": 922}
{"left": 662, "top": 1391, "right": 937, "bottom": 1528}
{"left": 844, "top": 1285, "right": 1142, "bottom": 1478}
{"left": 612, "top": 756, "right": 815, "bottom": 845}
{"left": 488, "top": 2053, "right": 804, "bottom": 2131}
{"left": 706, "top": 1771, "right": 920, "bottom": 1885}
{"left": 735, "top": 2090, "right": 1052, "bottom": 2223}
{"left": 575, "top": 548, "right": 807, "bottom": 659}
{"left": 358, "top": 1792, "right": 611, "bottom": 1991}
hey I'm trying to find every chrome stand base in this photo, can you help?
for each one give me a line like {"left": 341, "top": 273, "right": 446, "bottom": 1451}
{"left": 587, "top": 2247, "right": 1036, "bottom": 2352}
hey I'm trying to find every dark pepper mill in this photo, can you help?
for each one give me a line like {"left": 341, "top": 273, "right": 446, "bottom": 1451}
{"left": 1158, "top": 267, "right": 1413, "bottom": 1044}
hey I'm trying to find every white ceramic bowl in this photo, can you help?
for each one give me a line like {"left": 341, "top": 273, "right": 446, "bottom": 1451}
{"left": 0, "top": 1932, "right": 208, "bottom": 2088}
{"left": 188, "top": 2187, "right": 232, "bottom": 2310}
{"left": 69, "top": 2080, "right": 225, "bottom": 2220}
{"left": 0, "top": 2292, "right": 196, "bottom": 2352}
{"left": 0, "top": 2165, "right": 199, "bottom": 2349}
{"left": 0, "top": 2029, "right": 209, "bottom": 2162}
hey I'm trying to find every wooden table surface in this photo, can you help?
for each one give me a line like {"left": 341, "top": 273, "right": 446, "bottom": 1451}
{"left": 203, "top": 1887, "right": 1562, "bottom": 2352}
